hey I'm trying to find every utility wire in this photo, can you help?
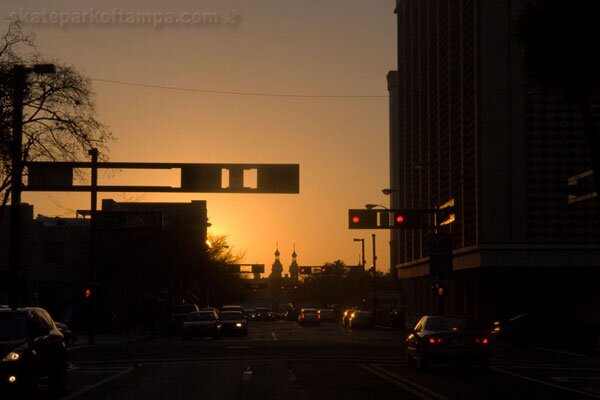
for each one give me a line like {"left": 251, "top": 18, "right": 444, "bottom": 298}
{"left": 92, "top": 78, "right": 387, "bottom": 99}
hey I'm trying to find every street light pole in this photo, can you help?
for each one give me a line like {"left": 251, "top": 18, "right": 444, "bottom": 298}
{"left": 353, "top": 238, "right": 365, "bottom": 270}
{"left": 371, "top": 233, "right": 377, "bottom": 318}
{"left": 8, "top": 65, "right": 26, "bottom": 310}
{"left": 8, "top": 64, "right": 55, "bottom": 309}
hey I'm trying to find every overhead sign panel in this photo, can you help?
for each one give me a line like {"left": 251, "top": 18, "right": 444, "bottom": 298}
{"left": 24, "top": 162, "right": 300, "bottom": 194}
{"left": 27, "top": 165, "right": 73, "bottom": 188}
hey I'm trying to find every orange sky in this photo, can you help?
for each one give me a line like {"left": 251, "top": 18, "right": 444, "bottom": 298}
{"left": 3, "top": 0, "right": 396, "bottom": 274}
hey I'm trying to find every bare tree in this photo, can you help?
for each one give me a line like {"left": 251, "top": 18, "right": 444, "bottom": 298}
{"left": 0, "top": 20, "right": 113, "bottom": 214}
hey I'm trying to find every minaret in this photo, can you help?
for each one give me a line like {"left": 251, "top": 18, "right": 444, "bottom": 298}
{"left": 289, "top": 244, "right": 299, "bottom": 282}
{"left": 268, "top": 243, "right": 283, "bottom": 312}
{"left": 271, "top": 243, "right": 283, "bottom": 278}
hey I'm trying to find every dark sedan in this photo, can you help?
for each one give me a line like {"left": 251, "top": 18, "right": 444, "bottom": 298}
{"left": 0, "top": 307, "right": 67, "bottom": 396}
{"left": 405, "top": 315, "right": 491, "bottom": 369}
{"left": 219, "top": 311, "right": 248, "bottom": 336}
{"left": 182, "top": 311, "right": 222, "bottom": 340}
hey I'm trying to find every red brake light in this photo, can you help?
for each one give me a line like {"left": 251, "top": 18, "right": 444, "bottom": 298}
{"left": 451, "top": 327, "right": 459, "bottom": 332}
{"left": 482, "top": 338, "right": 488, "bottom": 344}
{"left": 429, "top": 337, "right": 443, "bottom": 344}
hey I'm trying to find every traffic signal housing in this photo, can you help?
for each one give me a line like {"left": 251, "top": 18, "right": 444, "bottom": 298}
{"left": 299, "top": 267, "right": 312, "bottom": 275}
{"left": 392, "top": 210, "right": 426, "bottom": 229}
{"left": 348, "top": 209, "right": 378, "bottom": 229}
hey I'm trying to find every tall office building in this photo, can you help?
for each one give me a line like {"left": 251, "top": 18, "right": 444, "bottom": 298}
{"left": 389, "top": 0, "right": 600, "bottom": 324}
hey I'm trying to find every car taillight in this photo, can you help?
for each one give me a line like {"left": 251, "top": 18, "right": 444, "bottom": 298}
{"left": 317, "top": 314, "right": 321, "bottom": 319}
{"left": 428, "top": 337, "right": 443, "bottom": 344}
{"left": 475, "top": 338, "right": 489, "bottom": 344}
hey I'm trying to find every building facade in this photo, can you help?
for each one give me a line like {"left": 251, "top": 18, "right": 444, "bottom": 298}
{"left": 390, "top": 0, "right": 600, "bottom": 325}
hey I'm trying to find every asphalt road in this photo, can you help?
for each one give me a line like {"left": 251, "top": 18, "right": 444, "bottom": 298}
{"left": 30, "top": 320, "right": 600, "bottom": 400}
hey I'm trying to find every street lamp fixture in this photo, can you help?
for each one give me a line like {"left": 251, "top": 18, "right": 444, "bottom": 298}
{"left": 382, "top": 188, "right": 400, "bottom": 195}
{"left": 365, "top": 204, "right": 389, "bottom": 210}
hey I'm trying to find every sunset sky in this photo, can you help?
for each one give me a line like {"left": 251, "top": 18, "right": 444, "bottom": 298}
{"left": 2, "top": 0, "right": 396, "bottom": 274}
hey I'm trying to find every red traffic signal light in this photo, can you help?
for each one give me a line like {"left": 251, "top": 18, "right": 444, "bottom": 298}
{"left": 85, "top": 289, "right": 92, "bottom": 298}
{"left": 438, "top": 287, "right": 444, "bottom": 296}
{"left": 392, "top": 210, "right": 425, "bottom": 229}
{"left": 321, "top": 266, "right": 333, "bottom": 274}
{"left": 348, "top": 209, "right": 378, "bottom": 229}
{"left": 299, "top": 267, "right": 312, "bottom": 275}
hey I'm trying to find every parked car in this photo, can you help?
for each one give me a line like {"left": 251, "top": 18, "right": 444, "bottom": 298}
{"left": 406, "top": 315, "right": 491, "bottom": 369}
{"left": 0, "top": 307, "right": 67, "bottom": 396}
{"left": 298, "top": 308, "right": 321, "bottom": 326}
{"left": 318, "top": 309, "right": 334, "bottom": 322}
{"left": 182, "top": 311, "right": 222, "bottom": 340}
{"left": 170, "top": 304, "right": 200, "bottom": 332}
{"left": 55, "top": 321, "right": 76, "bottom": 346}
{"left": 219, "top": 311, "right": 248, "bottom": 336}
{"left": 349, "top": 311, "right": 374, "bottom": 329}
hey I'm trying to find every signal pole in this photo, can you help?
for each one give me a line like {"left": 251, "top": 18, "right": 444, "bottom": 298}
{"left": 371, "top": 233, "right": 377, "bottom": 318}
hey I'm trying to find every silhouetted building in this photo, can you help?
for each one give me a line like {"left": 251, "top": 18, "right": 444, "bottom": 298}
{"left": 289, "top": 245, "right": 299, "bottom": 282}
{"left": 268, "top": 244, "right": 283, "bottom": 311}
{"left": 389, "top": 0, "right": 600, "bottom": 326}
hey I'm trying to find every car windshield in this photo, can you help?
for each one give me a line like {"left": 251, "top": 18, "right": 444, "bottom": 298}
{"left": 0, "top": 313, "right": 28, "bottom": 341}
{"left": 302, "top": 309, "right": 317, "bottom": 314}
{"left": 424, "top": 317, "right": 465, "bottom": 332}
{"left": 220, "top": 312, "right": 243, "bottom": 321}
{"left": 186, "top": 312, "right": 215, "bottom": 322}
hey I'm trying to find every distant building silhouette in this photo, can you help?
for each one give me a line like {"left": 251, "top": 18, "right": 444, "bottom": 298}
{"left": 289, "top": 244, "right": 299, "bottom": 282}
{"left": 389, "top": 0, "right": 600, "bottom": 326}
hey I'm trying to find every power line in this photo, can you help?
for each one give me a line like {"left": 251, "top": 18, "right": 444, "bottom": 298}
{"left": 92, "top": 78, "right": 387, "bottom": 99}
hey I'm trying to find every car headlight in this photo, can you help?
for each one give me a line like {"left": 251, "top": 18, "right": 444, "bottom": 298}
{"left": 2, "top": 352, "right": 20, "bottom": 362}
{"left": 236, "top": 323, "right": 243, "bottom": 328}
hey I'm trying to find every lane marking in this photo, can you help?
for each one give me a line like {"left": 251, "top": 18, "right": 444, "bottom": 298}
{"left": 538, "top": 347, "right": 590, "bottom": 358}
{"left": 369, "top": 364, "right": 450, "bottom": 400}
{"left": 492, "top": 367, "right": 600, "bottom": 399}
{"left": 360, "top": 364, "right": 440, "bottom": 400}
{"left": 271, "top": 332, "right": 278, "bottom": 341}
{"left": 61, "top": 366, "right": 134, "bottom": 400}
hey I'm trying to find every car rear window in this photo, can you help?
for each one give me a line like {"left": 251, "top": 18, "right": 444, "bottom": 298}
{"left": 424, "top": 317, "right": 465, "bottom": 331}
{"left": 0, "top": 312, "right": 28, "bottom": 340}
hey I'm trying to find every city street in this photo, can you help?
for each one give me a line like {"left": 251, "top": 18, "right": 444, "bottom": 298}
{"left": 31, "top": 320, "right": 600, "bottom": 400}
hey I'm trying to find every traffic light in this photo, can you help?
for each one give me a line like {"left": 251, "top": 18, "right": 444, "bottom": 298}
{"left": 85, "top": 288, "right": 92, "bottom": 298}
{"left": 392, "top": 210, "right": 425, "bottom": 229}
{"left": 299, "top": 267, "right": 312, "bottom": 275}
{"left": 348, "top": 209, "right": 378, "bottom": 229}
{"left": 321, "top": 266, "right": 333, "bottom": 274}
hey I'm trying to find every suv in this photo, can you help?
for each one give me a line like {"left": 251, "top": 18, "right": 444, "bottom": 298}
{"left": 0, "top": 307, "right": 67, "bottom": 396}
